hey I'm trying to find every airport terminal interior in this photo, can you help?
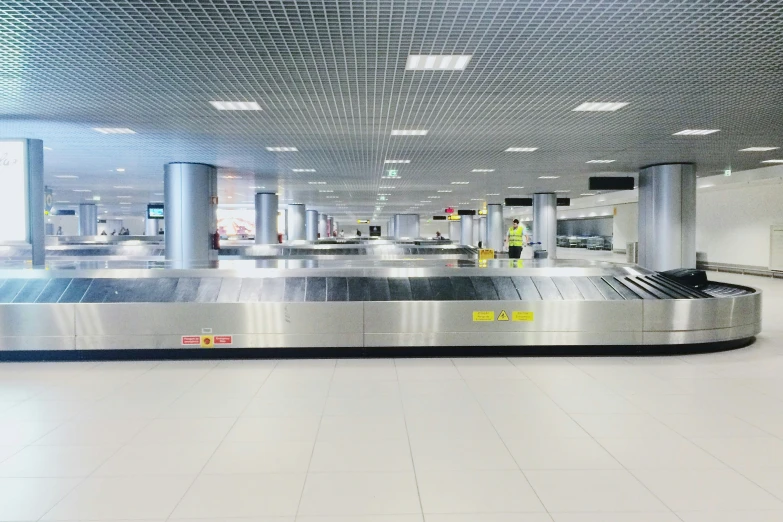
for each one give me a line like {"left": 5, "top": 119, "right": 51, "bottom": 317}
{"left": 1, "top": 0, "right": 783, "bottom": 520}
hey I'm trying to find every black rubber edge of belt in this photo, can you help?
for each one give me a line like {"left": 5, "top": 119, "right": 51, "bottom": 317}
{"left": 0, "top": 337, "right": 756, "bottom": 362}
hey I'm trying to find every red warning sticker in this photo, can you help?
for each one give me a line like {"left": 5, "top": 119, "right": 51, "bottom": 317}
{"left": 214, "top": 335, "right": 233, "bottom": 345}
{"left": 181, "top": 336, "right": 201, "bottom": 346}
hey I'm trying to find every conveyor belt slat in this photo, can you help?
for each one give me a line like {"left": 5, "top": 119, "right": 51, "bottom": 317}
{"left": 450, "top": 277, "right": 478, "bottom": 300}
{"left": 511, "top": 277, "right": 542, "bottom": 300}
{"left": 137, "top": 279, "right": 178, "bottom": 302}
{"left": 260, "top": 277, "right": 285, "bottom": 302}
{"left": 649, "top": 275, "right": 709, "bottom": 298}
{"left": 103, "top": 279, "right": 138, "bottom": 303}
{"left": 283, "top": 277, "right": 306, "bottom": 302}
{"left": 410, "top": 278, "right": 433, "bottom": 301}
{"left": 638, "top": 277, "right": 689, "bottom": 299}
{"left": 326, "top": 277, "right": 348, "bottom": 301}
{"left": 0, "top": 279, "right": 27, "bottom": 303}
{"left": 81, "top": 279, "right": 116, "bottom": 303}
{"left": 471, "top": 277, "right": 499, "bottom": 300}
{"left": 491, "top": 277, "right": 521, "bottom": 300}
{"left": 367, "top": 278, "right": 391, "bottom": 301}
{"left": 572, "top": 277, "right": 606, "bottom": 301}
{"left": 12, "top": 280, "right": 50, "bottom": 303}
{"left": 58, "top": 278, "right": 93, "bottom": 303}
{"left": 195, "top": 278, "right": 222, "bottom": 303}
{"left": 532, "top": 277, "right": 563, "bottom": 300}
{"left": 347, "top": 278, "right": 369, "bottom": 301}
{"left": 35, "top": 278, "right": 72, "bottom": 303}
{"left": 217, "top": 278, "right": 243, "bottom": 303}
{"left": 552, "top": 277, "right": 583, "bottom": 300}
{"left": 601, "top": 277, "right": 641, "bottom": 300}
{"left": 173, "top": 278, "right": 200, "bottom": 302}
{"left": 305, "top": 277, "right": 327, "bottom": 302}
{"left": 388, "top": 278, "right": 413, "bottom": 301}
{"left": 617, "top": 277, "right": 660, "bottom": 299}
{"left": 429, "top": 277, "right": 455, "bottom": 300}
{"left": 238, "top": 279, "right": 263, "bottom": 302}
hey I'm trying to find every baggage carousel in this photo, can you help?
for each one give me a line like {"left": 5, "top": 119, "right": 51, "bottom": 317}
{"left": 0, "top": 259, "right": 761, "bottom": 360}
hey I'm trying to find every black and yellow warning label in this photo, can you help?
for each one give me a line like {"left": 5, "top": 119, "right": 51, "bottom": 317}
{"left": 497, "top": 310, "right": 509, "bottom": 321}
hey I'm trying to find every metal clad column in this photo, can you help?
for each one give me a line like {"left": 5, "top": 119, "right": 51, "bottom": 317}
{"left": 327, "top": 216, "right": 334, "bottom": 237}
{"left": 164, "top": 162, "right": 217, "bottom": 267}
{"left": 306, "top": 209, "right": 318, "bottom": 241}
{"left": 388, "top": 218, "right": 395, "bottom": 238}
{"left": 318, "top": 214, "right": 328, "bottom": 238}
{"left": 479, "top": 216, "right": 487, "bottom": 246}
{"left": 638, "top": 163, "right": 696, "bottom": 271}
{"left": 394, "top": 214, "right": 419, "bottom": 239}
{"left": 460, "top": 215, "right": 474, "bottom": 245}
{"left": 255, "top": 192, "right": 278, "bottom": 245}
{"left": 533, "top": 193, "right": 557, "bottom": 259}
{"left": 78, "top": 204, "right": 98, "bottom": 236}
{"left": 145, "top": 217, "right": 159, "bottom": 236}
{"left": 287, "top": 204, "right": 305, "bottom": 241}
{"left": 449, "top": 220, "right": 461, "bottom": 242}
{"left": 486, "top": 204, "right": 504, "bottom": 251}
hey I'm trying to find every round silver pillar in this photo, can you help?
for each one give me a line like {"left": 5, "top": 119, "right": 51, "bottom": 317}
{"left": 460, "top": 215, "right": 474, "bottom": 245}
{"left": 164, "top": 162, "right": 217, "bottom": 267}
{"left": 78, "top": 203, "right": 98, "bottom": 236}
{"left": 638, "top": 163, "right": 696, "bottom": 271}
{"left": 145, "top": 217, "right": 162, "bottom": 236}
{"left": 287, "top": 204, "right": 306, "bottom": 241}
{"left": 472, "top": 217, "right": 480, "bottom": 246}
{"left": 388, "top": 218, "right": 396, "bottom": 238}
{"left": 449, "top": 220, "right": 461, "bottom": 242}
{"left": 533, "top": 193, "right": 557, "bottom": 259}
{"left": 394, "top": 214, "right": 419, "bottom": 239}
{"left": 306, "top": 209, "right": 319, "bottom": 241}
{"left": 255, "top": 192, "right": 278, "bottom": 245}
{"left": 486, "top": 204, "right": 504, "bottom": 251}
{"left": 318, "top": 214, "right": 328, "bottom": 238}
{"left": 327, "top": 216, "right": 334, "bottom": 237}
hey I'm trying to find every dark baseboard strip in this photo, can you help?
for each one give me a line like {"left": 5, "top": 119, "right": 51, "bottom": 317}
{"left": 0, "top": 337, "right": 755, "bottom": 362}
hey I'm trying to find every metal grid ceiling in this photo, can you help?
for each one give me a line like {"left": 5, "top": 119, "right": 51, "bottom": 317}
{"left": 1, "top": 0, "right": 782, "bottom": 219}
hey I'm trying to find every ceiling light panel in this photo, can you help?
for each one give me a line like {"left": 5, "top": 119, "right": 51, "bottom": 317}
{"left": 505, "top": 147, "right": 538, "bottom": 152}
{"left": 472, "top": 169, "right": 494, "bottom": 173}
{"left": 406, "top": 55, "right": 472, "bottom": 70}
{"left": 92, "top": 128, "right": 135, "bottom": 134}
{"left": 209, "top": 101, "right": 262, "bottom": 110}
{"left": 266, "top": 146, "right": 298, "bottom": 152}
{"left": 538, "top": 176, "right": 560, "bottom": 179}
{"left": 391, "top": 130, "right": 428, "bottom": 136}
{"left": 451, "top": 182, "right": 469, "bottom": 185}
{"left": 55, "top": 175, "right": 78, "bottom": 179}
{"left": 572, "top": 102, "right": 629, "bottom": 111}
{"left": 762, "top": 160, "right": 783, "bottom": 163}
{"left": 740, "top": 147, "right": 779, "bottom": 152}
{"left": 384, "top": 159, "right": 410, "bottom": 164}
{"left": 586, "top": 160, "right": 615, "bottom": 163}
{"left": 508, "top": 186, "right": 525, "bottom": 189}
{"left": 292, "top": 168, "right": 316, "bottom": 172}
{"left": 673, "top": 129, "right": 720, "bottom": 135}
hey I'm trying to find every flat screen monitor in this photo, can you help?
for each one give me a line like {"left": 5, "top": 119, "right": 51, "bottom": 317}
{"left": 369, "top": 225, "right": 381, "bottom": 237}
{"left": 147, "top": 204, "right": 164, "bottom": 219}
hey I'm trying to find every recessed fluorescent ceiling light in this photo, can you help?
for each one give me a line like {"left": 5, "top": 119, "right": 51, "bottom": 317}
{"left": 266, "top": 146, "right": 298, "bottom": 152}
{"left": 116, "top": 196, "right": 132, "bottom": 199}
{"left": 406, "top": 54, "right": 472, "bottom": 70}
{"left": 572, "top": 102, "right": 629, "bottom": 112}
{"left": 472, "top": 169, "right": 494, "bottom": 173}
{"left": 740, "top": 147, "right": 779, "bottom": 152}
{"left": 428, "top": 196, "right": 440, "bottom": 199}
{"left": 505, "top": 147, "right": 538, "bottom": 152}
{"left": 507, "top": 186, "right": 524, "bottom": 189}
{"left": 451, "top": 181, "right": 469, "bottom": 185}
{"left": 437, "top": 190, "right": 452, "bottom": 193}
{"left": 292, "top": 168, "right": 316, "bottom": 172}
{"left": 153, "top": 193, "right": 163, "bottom": 196}
{"left": 486, "top": 193, "right": 500, "bottom": 196}
{"left": 538, "top": 176, "right": 559, "bottom": 179}
{"left": 119, "top": 202, "right": 131, "bottom": 205}
{"left": 113, "top": 185, "right": 133, "bottom": 189}
{"left": 673, "top": 129, "right": 720, "bottom": 135}
{"left": 699, "top": 184, "right": 715, "bottom": 189}
{"left": 44, "top": 146, "right": 53, "bottom": 151}
{"left": 555, "top": 190, "right": 570, "bottom": 193}
{"left": 55, "top": 200, "right": 70, "bottom": 203}
{"left": 391, "top": 130, "right": 428, "bottom": 136}
{"left": 222, "top": 175, "right": 240, "bottom": 179}
{"left": 586, "top": 160, "right": 615, "bottom": 163}
{"left": 72, "top": 189, "right": 92, "bottom": 192}
{"left": 384, "top": 159, "right": 410, "bottom": 164}
{"left": 115, "top": 168, "right": 125, "bottom": 172}
{"left": 326, "top": 196, "right": 339, "bottom": 199}
{"left": 580, "top": 193, "right": 596, "bottom": 196}
{"left": 209, "top": 101, "right": 262, "bottom": 111}
{"left": 55, "top": 175, "right": 78, "bottom": 179}
{"left": 93, "top": 127, "right": 135, "bottom": 134}
{"left": 470, "top": 198, "right": 483, "bottom": 201}
{"left": 762, "top": 159, "right": 783, "bottom": 163}
{"left": 319, "top": 190, "right": 334, "bottom": 193}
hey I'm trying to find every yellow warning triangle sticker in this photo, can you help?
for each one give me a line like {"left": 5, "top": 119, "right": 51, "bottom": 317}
{"left": 497, "top": 310, "right": 509, "bottom": 321}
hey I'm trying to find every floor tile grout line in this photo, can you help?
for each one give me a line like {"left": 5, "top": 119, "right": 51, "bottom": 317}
{"left": 503, "top": 357, "right": 686, "bottom": 521}
{"left": 161, "top": 358, "right": 280, "bottom": 521}
{"left": 293, "top": 359, "right": 337, "bottom": 520}
{"left": 395, "top": 357, "right": 426, "bottom": 521}
{"left": 457, "top": 357, "right": 552, "bottom": 519}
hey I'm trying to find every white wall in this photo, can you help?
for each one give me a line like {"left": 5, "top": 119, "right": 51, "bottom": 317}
{"left": 612, "top": 203, "right": 638, "bottom": 251}
{"left": 696, "top": 181, "right": 783, "bottom": 268}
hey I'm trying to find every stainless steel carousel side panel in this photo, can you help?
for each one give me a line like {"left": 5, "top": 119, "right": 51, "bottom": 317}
{"left": 642, "top": 323, "right": 761, "bottom": 345}
{"left": 74, "top": 302, "right": 363, "bottom": 349}
{"left": 0, "top": 304, "right": 76, "bottom": 350}
{"left": 362, "top": 300, "right": 645, "bottom": 346}
{"left": 642, "top": 292, "right": 762, "bottom": 332}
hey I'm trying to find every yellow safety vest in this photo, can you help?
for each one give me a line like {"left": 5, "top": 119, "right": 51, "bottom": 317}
{"left": 508, "top": 226, "right": 524, "bottom": 247}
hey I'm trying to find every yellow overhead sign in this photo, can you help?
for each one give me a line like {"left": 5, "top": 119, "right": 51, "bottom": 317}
{"left": 478, "top": 209, "right": 487, "bottom": 215}
{"left": 447, "top": 215, "right": 461, "bottom": 221}
{"left": 357, "top": 219, "right": 370, "bottom": 224}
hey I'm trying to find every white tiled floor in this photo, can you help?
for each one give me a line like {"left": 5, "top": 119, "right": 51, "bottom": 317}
{"left": 0, "top": 271, "right": 782, "bottom": 521}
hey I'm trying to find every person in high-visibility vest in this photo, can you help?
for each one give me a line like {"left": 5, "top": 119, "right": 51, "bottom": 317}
{"left": 506, "top": 218, "right": 526, "bottom": 259}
